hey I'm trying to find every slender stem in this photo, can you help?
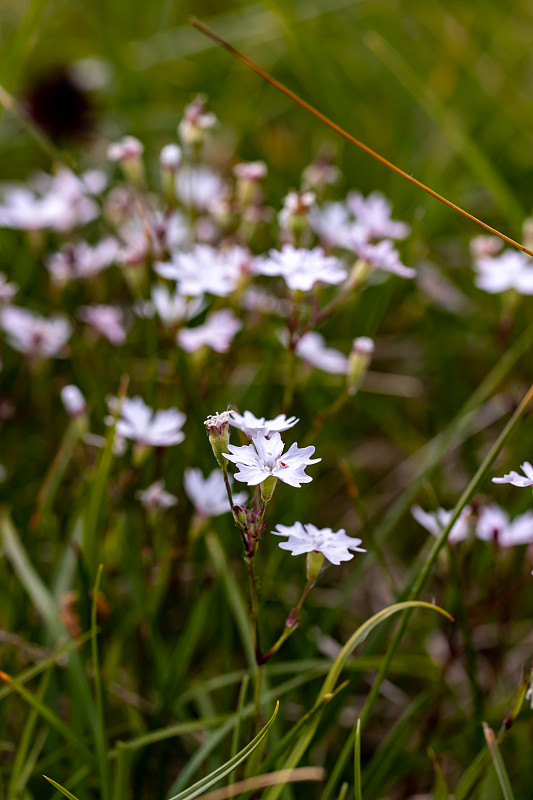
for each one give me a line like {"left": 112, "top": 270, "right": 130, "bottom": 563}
{"left": 247, "top": 555, "right": 263, "bottom": 727}
{"left": 260, "top": 580, "right": 314, "bottom": 663}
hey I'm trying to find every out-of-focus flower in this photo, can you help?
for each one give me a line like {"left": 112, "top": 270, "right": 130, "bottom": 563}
{"left": 46, "top": 238, "right": 118, "bottom": 284}
{"left": 107, "top": 136, "right": 144, "bottom": 162}
{"left": 0, "top": 168, "right": 100, "bottom": 232}
{"left": 233, "top": 161, "right": 267, "bottom": 181}
{"left": 0, "top": 273, "right": 18, "bottom": 305}
{"left": 178, "top": 95, "right": 217, "bottom": 147}
{"left": 273, "top": 521, "right": 365, "bottom": 565}
{"left": 79, "top": 304, "right": 126, "bottom": 345}
{"left": 240, "top": 287, "right": 291, "bottom": 317}
{"left": 230, "top": 410, "right": 299, "bottom": 438}
{"left": 61, "top": 385, "right": 86, "bottom": 417}
{"left": 347, "top": 336, "right": 375, "bottom": 394}
{"left": 151, "top": 285, "right": 204, "bottom": 328}
{"left": 176, "top": 166, "right": 226, "bottom": 210}
{"left": 347, "top": 191, "right": 410, "bottom": 241}
{"left": 474, "top": 251, "right": 533, "bottom": 294}
{"left": 184, "top": 468, "right": 246, "bottom": 517}
{"left": 156, "top": 244, "right": 249, "bottom": 297}
{"left": 160, "top": 144, "right": 182, "bottom": 171}
{"left": 309, "top": 202, "right": 352, "bottom": 248}
{"left": 294, "top": 331, "right": 348, "bottom": 374}
{"left": 258, "top": 245, "right": 347, "bottom": 292}
{"left": 178, "top": 309, "right": 242, "bottom": 353}
{"left": 355, "top": 239, "right": 415, "bottom": 278}
{"left": 470, "top": 235, "right": 503, "bottom": 260}
{"left": 492, "top": 462, "right": 533, "bottom": 488}
{"left": 136, "top": 480, "right": 178, "bottom": 510}
{"left": 224, "top": 431, "right": 320, "bottom": 488}
{"left": 278, "top": 190, "right": 316, "bottom": 234}
{"left": 476, "top": 504, "right": 533, "bottom": 547}
{"left": 111, "top": 396, "right": 186, "bottom": 447}
{"left": 0, "top": 306, "right": 71, "bottom": 358}
{"left": 302, "top": 155, "right": 341, "bottom": 190}
{"left": 411, "top": 505, "right": 473, "bottom": 545}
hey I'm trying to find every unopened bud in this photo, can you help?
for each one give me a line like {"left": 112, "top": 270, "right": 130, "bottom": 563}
{"left": 160, "top": 145, "right": 182, "bottom": 206}
{"left": 61, "top": 384, "right": 86, "bottom": 418}
{"left": 348, "top": 258, "right": 372, "bottom": 290}
{"left": 205, "top": 411, "right": 231, "bottom": 468}
{"left": 347, "top": 337, "right": 374, "bottom": 396}
{"left": 178, "top": 95, "right": 217, "bottom": 148}
{"left": 279, "top": 190, "right": 315, "bottom": 240}
{"left": 107, "top": 136, "right": 145, "bottom": 187}
{"left": 234, "top": 161, "right": 267, "bottom": 207}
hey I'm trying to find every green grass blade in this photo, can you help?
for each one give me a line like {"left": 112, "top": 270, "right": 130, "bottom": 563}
{"left": 229, "top": 674, "right": 250, "bottom": 785}
{"left": 92, "top": 564, "right": 110, "bottom": 800}
{"left": 353, "top": 719, "right": 361, "bottom": 800}
{"left": 166, "top": 701, "right": 279, "bottom": 800}
{"left": 43, "top": 776, "right": 82, "bottom": 800}
{"left": 7, "top": 670, "right": 51, "bottom": 800}
{"left": 483, "top": 723, "right": 516, "bottom": 800}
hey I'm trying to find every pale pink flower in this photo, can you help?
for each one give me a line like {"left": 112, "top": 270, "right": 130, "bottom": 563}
{"left": 155, "top": 244, "right": 247, "bottom": 297}
{"left": 258, "top": 245, "right": 347, "bottom": 292}
{"left": 0, "top": 306, "right": 71, "bottom": 358}
{"left": 492, "top": 461, "right": 533, "bottom": 488}
{"left": 46, "top": 238, "right": 119, "bottom": 284}
{"left": 177, "top": 309, "right": 242, "bottom": 353}
{"left": 184, "top": 468, "right": 246, "bottom": 517}
{"left": 107, "top": 136, "right": 144, "bottom": 162}
{"left": 411, "top": 505, "right": 473, "bottom": 545}
{"left": 61, "top": 385, "right": 86, "bottom": 417}
{"left": 160, "top": 144, "right": 182, "bottom": 171}
{"left": 79, "top": 305, "right": 127, "bottom": 345}
{"left": 224, "top": 431, "right": 320, "bottom": 488}
{"left": 151, "top": 285, "right": 204, "bottom": 328}
{"left": 230, "top": 410, "right": 299, "bottom": 438}
{"left": 347, "top": 191, "right": 410, "bottom": 241}
{"left": 136, "top": 480, "right": 178, "bottom": 510}
{"left": 0, "top": 273, "right": 18, "bottom": 305}
{"left": 295, "top": 331, "right": 349, "bottom": 374}
{"left": 175, "top": 166, "right": 225, "bottom": 210}
{"left": 112, "top": 396, "right": 186, "bottom": 447}
{"left": 273, "top": 522, "right": 365, "bottom": 565}
{"left": 476, "top": 504, "right": 533, "bottom": 547}
{"left": 356, "top": 239, "right": 415, "bottom": 278}
{"left": 474, "top": 251, "right": 533, "bottom": 294}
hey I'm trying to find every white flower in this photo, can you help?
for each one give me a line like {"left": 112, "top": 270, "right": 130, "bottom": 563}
{"left": 257, "top": 245, "right": 347, "bottom": 292}
{"left": 294, "top": 331, "right": 349, "bottom": 374}
{"left": 136, "top": 480, "right": 178, "bottom": 510}
{"left": 411, "top": 505, "right": 473, "bottom": 545}
{"left": 113, "top": 396, "right": 186, "bottom": 447}
{"left": 476, "top": 504, "right": 533, "bottom": 547}
{"left": 175, "top": 166, "right": 225, "bottom": 210}
{"left": 178, "top": 309, "right": 242, "bottom": 353}
{"left": 347, "top": 191, "right": 410, "bottom": 241}
{"left": 79, "top": 305, "right": 127, "bottom": 345}
{"left": 492, "top": 461, "right": 533, "bottom": 488}
{"left": 470, "top": 235, "right": 503, "bottom": 260}
{"left": 160, "top": 144, "right": 182, "bottom": 171}
{"left": 230, "top": 410, "right": 299, "bottom": 438}
{"left": 356, "top": 239, "right": 415, "bottom": 278}
{"left": 0, "top": 273, "right": 18, "bottom": 305}
{"left": 474, "top": 251, "right": 533, "bottom": 294}
{"left": 224, "top": 431, "right": 320, "bottom": 488}
{"left": 184, "top": 468, "right": 247, "bottom": 517}
{"left": 0, "top": 306, "right": 71, "bottom": 358}
{"left": 107, "top": 136, "right": 144, "bottom": 162}
{"left": 151, "top": 285, "right": 204, "bottom": 328}
{"left": 61, "top": 385, "right": 86, "bottom": 417}
{"left": 46, "top": 238, "right": 119, "bottom": 284}
{"left": 233, "top": 161, "right": 267, "bottom": 181}
{"left": 309, "top": 201, "right": 352, "bottom": 248}
{"left": 155, "top": 244, "right": 247, "bottom": 298}
{"left": 272, "top": 521, "right": 365, "bottom": 565}
{"left": 178, "top": 96, "right": 217, "bottom": 145}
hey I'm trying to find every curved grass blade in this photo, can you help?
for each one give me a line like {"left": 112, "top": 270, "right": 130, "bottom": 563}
{"left": 193, "top": 767, "right": 324, "bottom": 800}
{"left": 167, "top": 702, "right": 279, "bottom": 800}
{"left": 353, "top": 719, "right": 361, "bottom": 800}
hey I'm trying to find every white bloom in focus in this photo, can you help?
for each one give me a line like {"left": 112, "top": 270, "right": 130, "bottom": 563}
{"left": 411, "top": 505, "right": 473, "bottom": 545}
{"left": 258, "top": 245, "right": 347, "bottom": 292}
{"left": 273, "top": 521, "right": 365, "bottom": 565}
{"left": 114, "top": 396, "right": 186, "bottom": 447}
{"left": 79, "top": 305, "right": 126, "bottom": 345}
{"left": 0, "top": 273, "right": 18, "bottom": 305}
{"left": 347, "top": 191, "right": 410, "bottom": 241}
{"left": 295, "top": 331, "right": 349, "bottom": 374}
{"left": 230, "top": 410, "right": 299, "bottom": 438}
{"left": 184, "top": 468, "right": 247, "bottom": 517}
{"left": 0, "top": 306, "right": 71, "bottom": 358}
{"left": 476, "top": 504, "right": 533, "bottom": 547}
{"left": 61, "top": 385, "right": 86, "bottom": 417}
{"left": 356, "top": 240, "right": 415, "bottom": 278}
{"left": 224, "top": 431, "right": 320, "bottom": 488}
{"left": 46, "top": 238, "right": 119, "bottom": 284}
{"left": 151, "top": 285, "right": 204, "bottom": 328}
{"left": 136, "top": 480, "right": 178, "bottom": 510}
{"left": 178, "top": 309, "right": 242, "bottom": 353}
{"left": 175, "top": 166, "right": 225, "bottom": 210}
{"left": 474, "top": 251, "right": 533, "bottom": 295}
{"left": 492, "top": 461, "right": 533, "bottom": 488}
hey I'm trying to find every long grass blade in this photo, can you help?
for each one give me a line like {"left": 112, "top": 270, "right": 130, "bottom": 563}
{"left": 43, "top": 776, "right": 82, "bottom": 800}
{"left": 483, "top": 723, "right": 516, "bottom": 800}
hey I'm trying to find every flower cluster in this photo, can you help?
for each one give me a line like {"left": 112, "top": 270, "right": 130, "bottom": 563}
{"left": 412, "top": 502, "right": 533, "bottom": 547}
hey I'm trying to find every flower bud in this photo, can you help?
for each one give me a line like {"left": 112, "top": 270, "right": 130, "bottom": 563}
{"left": 234, "top": 161, "right": 267, "bottom": 207}
{"left": 107, "top": 136, "right": 145, "bottom": 188}
{"left": 347, "top": 337, "right": 374, "bottom": 396}
{"left": 348, "top": 258, "right": 372, "bottom": 290}
{"left": 160, "top": 144, "right": 182, "bottom": 206}
{"left": 204, "top": 411, "right": 231, "bottom": 468}
{"left": 61, "top": 384, "right": 86, "bottom": 418}
{"left": 279, "top": 190, "right": 315, "bottom": 241}
{"left": 306, "top": 550, "right": 325, "bottom": 582}
{"left": 178, "top": 95, "right": 217, "bottom": 148}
